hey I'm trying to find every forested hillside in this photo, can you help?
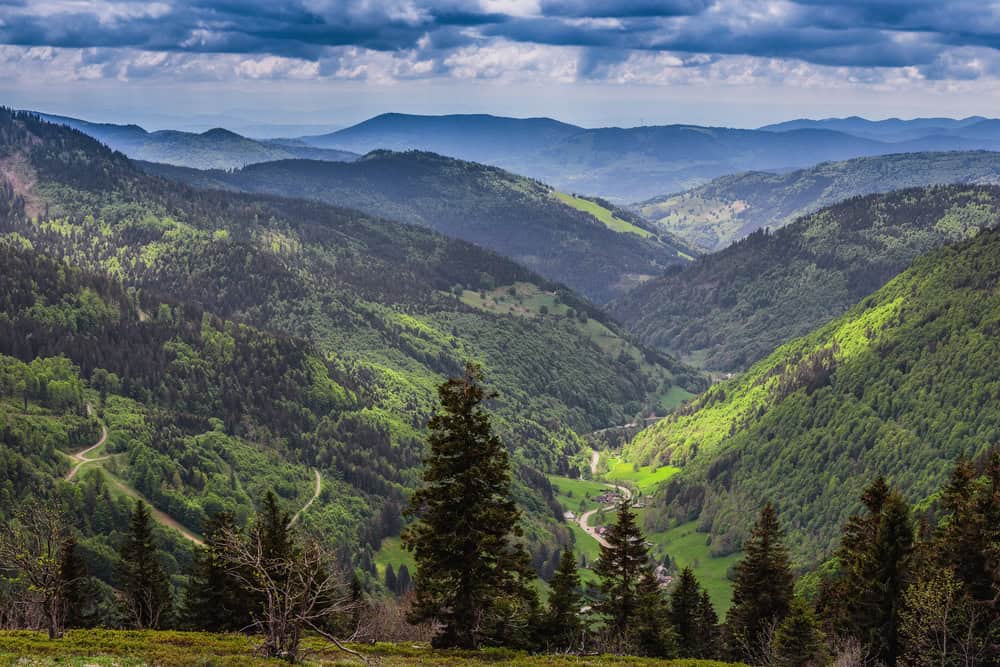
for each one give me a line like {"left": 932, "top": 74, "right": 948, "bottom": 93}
{"left": 613, "top": 186, "right": 1000, "bottom": 371}
{"left": 628, "top": 225, "right": 1000, "bottom": 564}
{"left": 0, "top": 110, "right": 703, "bottom": 589}
{"left": 140, "top": 151, "right": 691, "bottom": 303}
{"left": 36, "top": 112, "right": 358, "bottom": 170}
{"left": 640, "top": 151, "right": 1000, "bottom": 252}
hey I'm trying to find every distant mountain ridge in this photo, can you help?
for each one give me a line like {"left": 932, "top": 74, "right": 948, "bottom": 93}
{"left": 759, "top": 115, "right": 997, "bottom": 142}
{"left": 294, "top": 113, "right": 1000, "bottom": 200}
{"left": 638, "top": 150, "right": 1000, "bottom": 253}
{"left": 33, "top": 111, "right": 359, "bottom": 169}
{"left": 140, "top": 150, "right": 694, "bottom": 303}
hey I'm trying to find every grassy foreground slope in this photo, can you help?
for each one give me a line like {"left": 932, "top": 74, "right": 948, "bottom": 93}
{"left": 638, "top": 151, "right": 1000, "bottom": 253}
{"left": 628, "top": 224, "right": 1000, "bottom": 564}
{"left": 613, "top": 186, "right": 1000, "bottom": 371}
{"left": 0, "top": 630, "right": 741, "bottom": 666}
{"left": 141, "top": 151, "right": 691, "bottom": 303}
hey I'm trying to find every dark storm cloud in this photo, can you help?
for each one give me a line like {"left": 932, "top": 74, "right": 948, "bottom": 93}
{"left": 1, "top": 0, "right": 999, "bottom": 73}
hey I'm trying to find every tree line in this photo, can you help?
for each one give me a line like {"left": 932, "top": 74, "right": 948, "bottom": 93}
{"left": 2, "top": 364, "right": 998, "bottom": 666}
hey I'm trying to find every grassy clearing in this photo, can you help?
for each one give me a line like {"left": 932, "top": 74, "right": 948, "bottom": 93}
{"left": 658, "top": 385, "right": 694, "bottom": 412}
{"left": 641, "top": 519, "right": 740, "bottom": 612}
{"left": 373, "top": 536, "right": 416, "bottom": 579}
{"left": 603, "top": 457, "right": 681, "bottom": 495}
{"left": 554, "top": 192, "right": 654, "bottom": 239}
{"left": 0, "top": 630, "right": 742, "bottom": 666}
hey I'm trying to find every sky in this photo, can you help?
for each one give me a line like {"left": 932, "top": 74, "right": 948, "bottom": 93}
{"left": 2, "top": 1, "right": 1000, "bottom": 133}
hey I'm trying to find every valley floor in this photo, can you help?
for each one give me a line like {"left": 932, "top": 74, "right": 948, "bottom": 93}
{"left": 0, "top": 630, "right": 741, "bottom": 666}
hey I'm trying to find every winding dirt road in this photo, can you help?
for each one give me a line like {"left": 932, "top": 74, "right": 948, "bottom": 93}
{"left": 578, "top": 482, "right": 632, "bottom": 549}
{"left": 64, "top": 421, "right": 109, "bottom": 481}
{"left": 287, "top": 468, "right": 322, "bottom": 529}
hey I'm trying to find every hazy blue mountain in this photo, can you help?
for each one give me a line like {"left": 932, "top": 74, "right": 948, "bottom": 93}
{"left": 759, "top": 115, "right": 996, "bottom": 142}
{"left": 300, "top": 112, "right": 583, "bottom": 163}
{"left": 639, "top": 150, "right": 1000, "bottom": 252}
{"left": 34, "top": 112, "right": 358, "bottom": 169}
{"left": 298, "top": 113, "right": 1000, "bottom": 200}
{"left": 140, "top": 150, "right": 694, "bottom": 303}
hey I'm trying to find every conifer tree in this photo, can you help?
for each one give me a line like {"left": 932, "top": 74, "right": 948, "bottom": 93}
{"left": 869, "top": 491, "right": 913, "bottom": 666}
{"left": 118, "top": 501, "right": 172, "bottom": 629}
{"left": 544, "top": 546, "right": 583, "bottom": 651}
{"left": 633, "top": 568, "right": 675, "bottom": 657}
{"left": 60, "top": 536, "right": 90, "bottom": 629}
{"left": 384, "top": 564, "right": 398, "bottom": 596}
{"left": 697, "top": 589, "right": 720, "bottom": 659}
{"left": 670, "top": 566, "right": 702, "bottom": 657}
{"left": 820, "top": 478, "right": 914, "bottom": 667}
{"left": 772, "top": 598, "right": 826, "bottom": 667}
{"left": 182, "top": 511, "right": 254, "bottom": 632}
{"left": 403, "top": 363, "right": 537, "bottom": 649}
{"left": 594, "top": 499, "right": 653, "bottom": 635}
{"left": 396, "top": 564, "right": 411, "bottom": 594}
{"left": 726, "top": 502, "right": 794, "bottom": 663}
{"left": 260, "top": 491, "right": 293, "bottom": 564}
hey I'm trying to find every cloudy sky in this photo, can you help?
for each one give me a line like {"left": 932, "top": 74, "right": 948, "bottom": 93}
{"left": 2, "top": 0, "right": 1000, "bottom": 132}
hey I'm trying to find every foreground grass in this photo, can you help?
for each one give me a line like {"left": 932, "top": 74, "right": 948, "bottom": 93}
{"left": 0, "top": 630, "right": 742, "bottom": 666}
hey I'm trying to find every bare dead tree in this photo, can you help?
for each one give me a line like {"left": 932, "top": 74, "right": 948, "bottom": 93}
{"left": 0, "top": 502, "right": 73, "bottom": 639}
{"left": 218, "top": 523, "right": 373, "bottom": 664}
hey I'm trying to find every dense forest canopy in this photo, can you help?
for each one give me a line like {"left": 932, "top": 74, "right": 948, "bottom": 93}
{"left": 639, "top": 150, "right": 1000, "bottom": 253}
{"left": 629, "top": 222, "right": 1000, "bottom": 565}
{"left": 613, "top": 185, "right": 1000, "bottom": 372}
{"left": 0, "top": 108, "right": 703, "bottom": 592}
{"left": 140, "top": 151, "right": 692, "bottom": 303}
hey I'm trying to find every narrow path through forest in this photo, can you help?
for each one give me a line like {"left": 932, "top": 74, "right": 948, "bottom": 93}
{"left": 62, "top": 404, "right": 204, "bottom": 546}
{"left": 64, "top": 418, "right": 109, "bottom": 481}
{"left": 288, "top": 469, "right": 322, "bottom": 529}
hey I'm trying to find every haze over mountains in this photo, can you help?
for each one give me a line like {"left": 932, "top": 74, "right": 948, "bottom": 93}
{"left": 38, "top": 110, "right": 1000, "bottom": 203}
{"left": 36, "top": 112, "right": 358, "bottom": 170}
{"left": 294, "top": 112, "right": 1000, "bottom": 200}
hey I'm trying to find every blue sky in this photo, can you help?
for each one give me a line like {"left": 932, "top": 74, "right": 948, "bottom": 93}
{"left": 2, "top": 1, "right": 1000, "bottom": 131}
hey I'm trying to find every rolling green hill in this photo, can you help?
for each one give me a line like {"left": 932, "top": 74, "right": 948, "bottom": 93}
{"left": 0, "top": 110, "right": 704, "bottom": 588}
{"left": 627, "top": 223, "right": 1000, "bottom": 565}
{"left": 139, "top": 151, "right": 692, "bottom": 303}
{"left": 639, "top": 151, "right": 1000, "bottom": 253}
{"left": 612, "top": 186, "right": 1000, "bottom": 371}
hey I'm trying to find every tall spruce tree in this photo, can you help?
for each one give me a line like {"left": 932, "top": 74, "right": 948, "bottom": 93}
{"left": 260, "top": 491, "right": 293, "bottom": 564}
{"left": 772, "top": 598, "right": 826, "bottom": 667}
{"left": 726, "top": 502, "right": 794, "bottom": 663}
{"left": 384, "top": 564, "right": 398, "bottom": 596}
{"left": 594, "top": 499, "right": 653, "bottom": 635}
{"left": 544, "top": 546, "right": 583, "bottom": 651}
{"left": 59, "top": 536, "right": 91, "bottom": 629}
{"left": 118, "top": 501, "right": 173, "bottom": 629}
{"left": 670, "top": 566, "right": 702, "bottom": 657}
{"left": 697, "top": 589, "right": 720, "bottom": 659}
{"left": 869, "top": 492, "right": 913, "bottom": 666}
{"left": 633, "top": 567, "right": 675, "bottom": 657}
{"left": 403, "top": 363, "right": 537, "bottom": 649}
{"left": 182, "top": 511, "right": 254, "bottom": 632}
{"left": 821, "top": 479, "right": 914, "bottom": 667}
